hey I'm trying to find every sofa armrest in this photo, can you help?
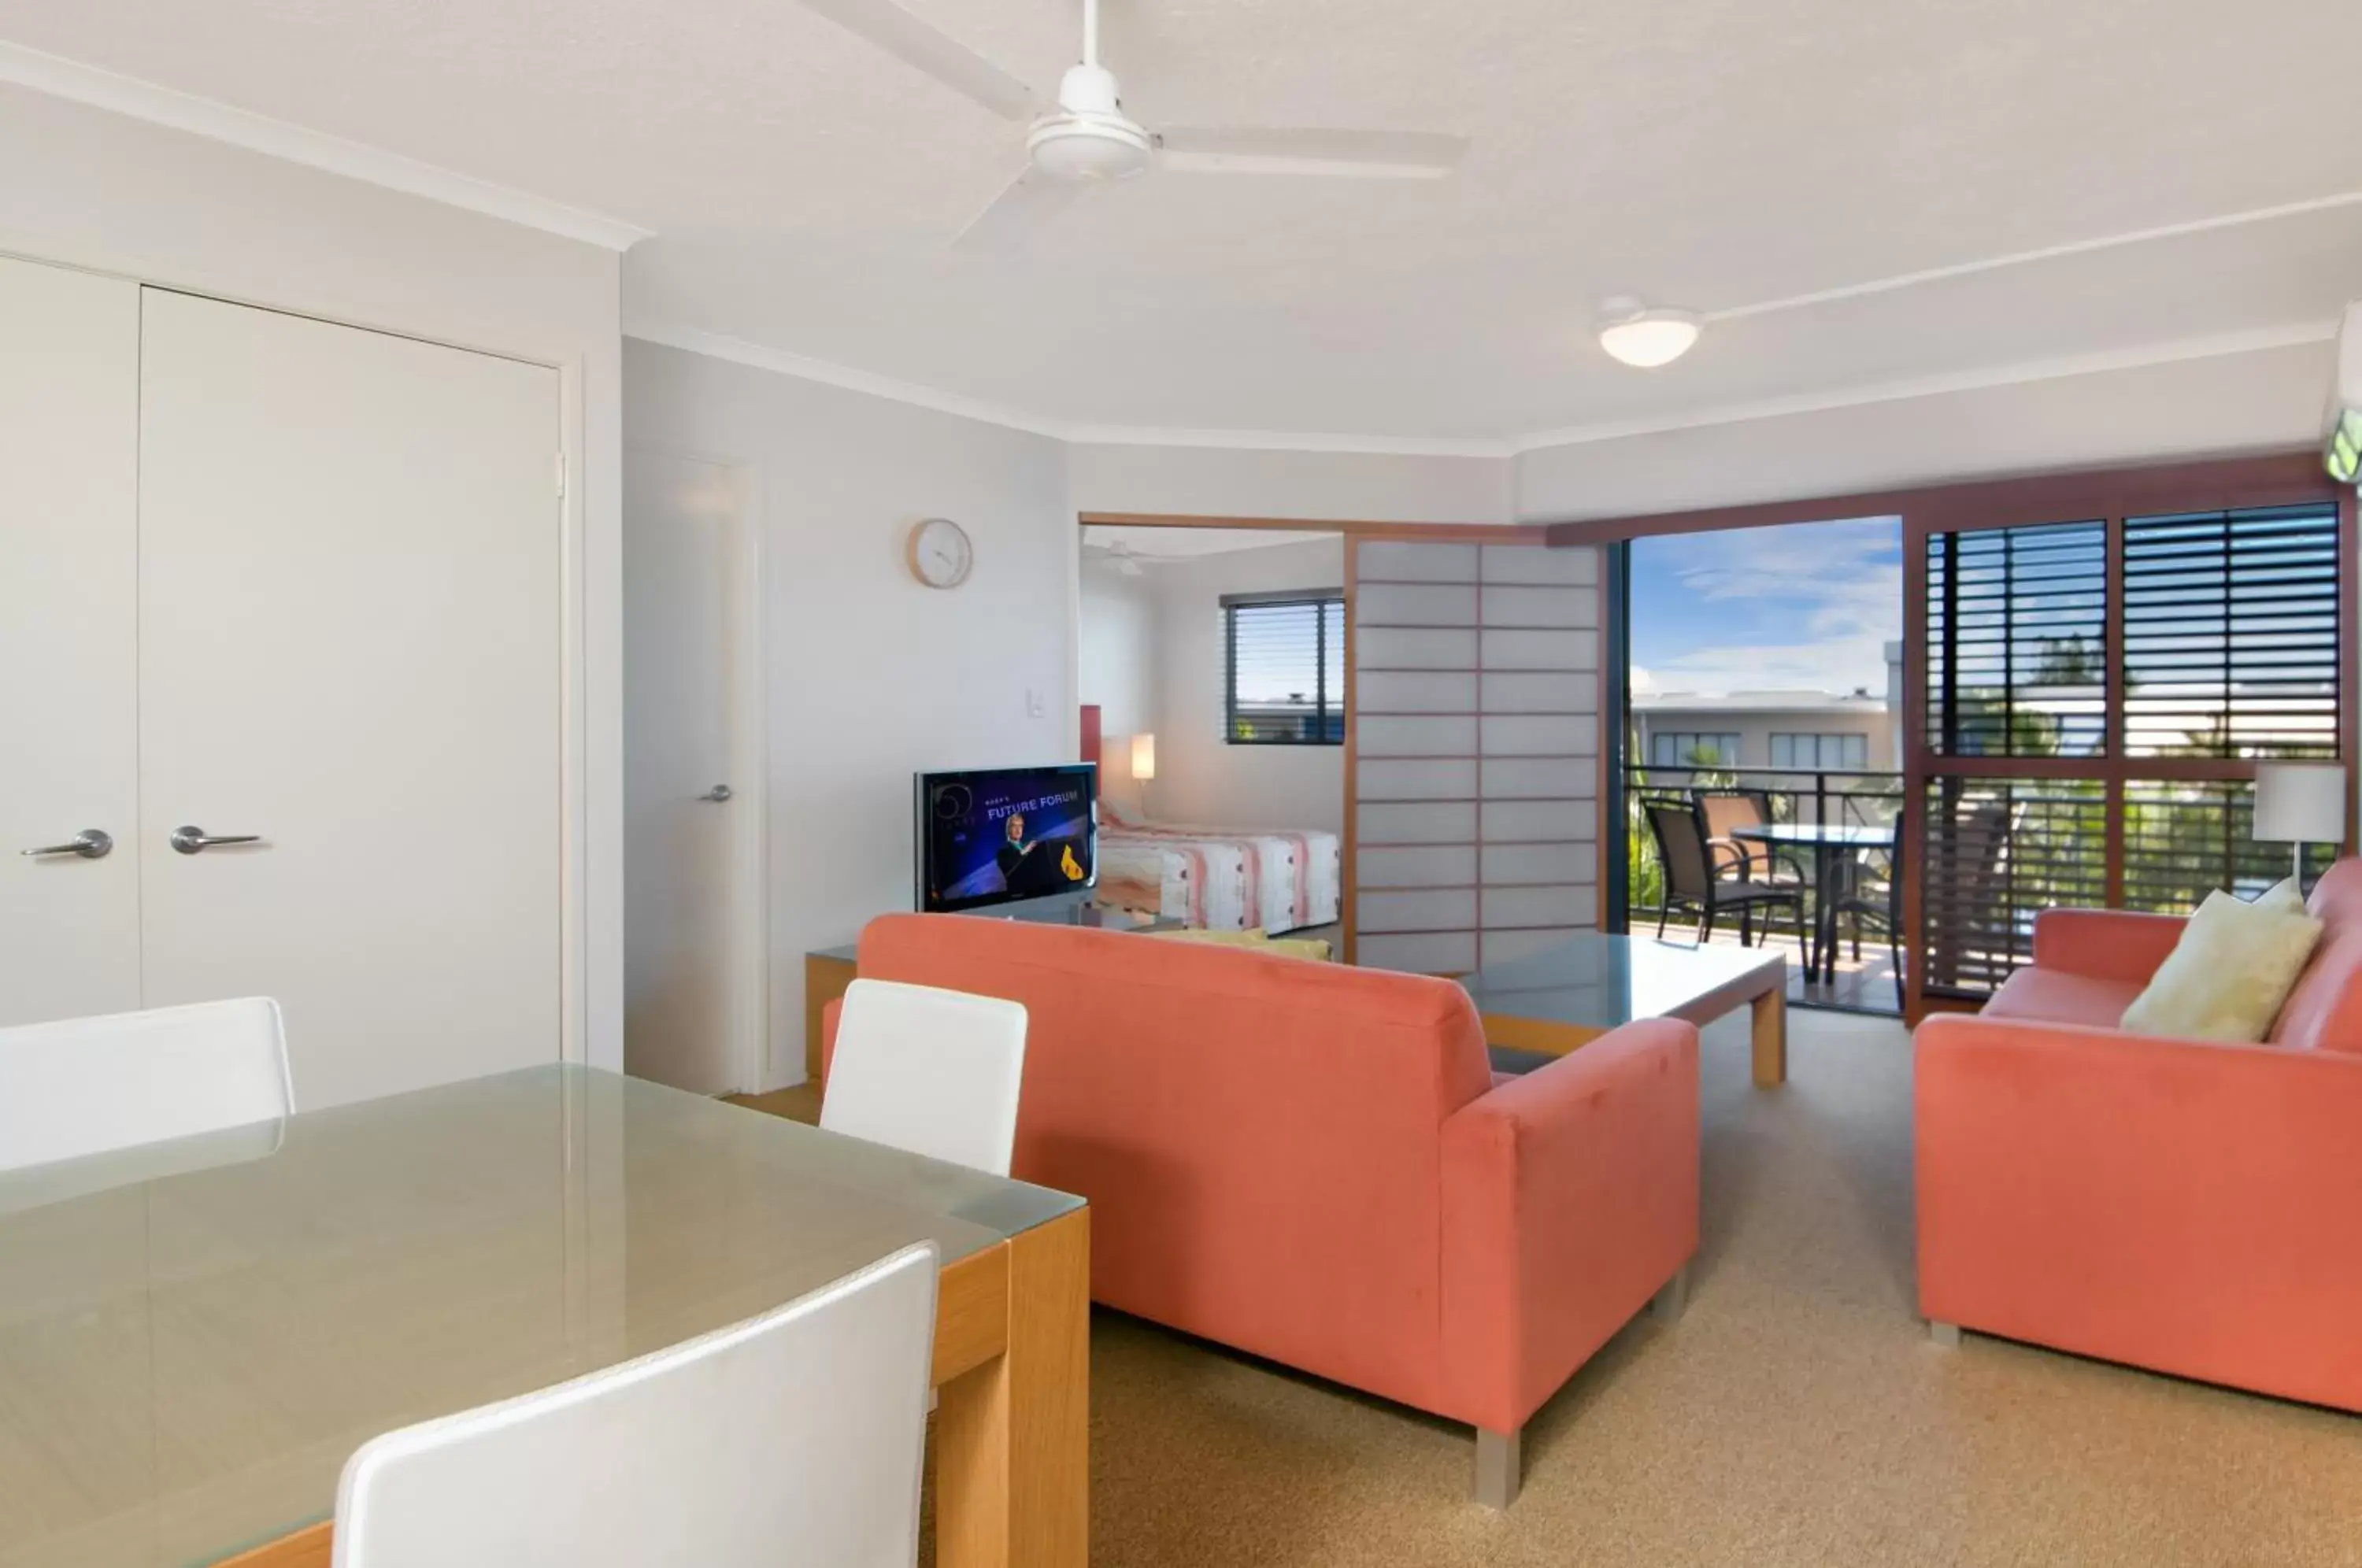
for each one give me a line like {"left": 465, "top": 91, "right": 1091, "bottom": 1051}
{"left": 817, "top": 999, "right": 843, "bottom": 1091}
{"left": 1916, "top": 1014, "right": 2362, "bottom": 1401}
{"left": 1438, "top": 1019, "right": 1699, "bottom": 1433}
{"left": 2029, "top": 908, "right": 2186, "bottom": 986}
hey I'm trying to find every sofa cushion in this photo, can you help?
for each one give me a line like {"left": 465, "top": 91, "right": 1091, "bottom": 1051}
{"left": 2272, "top": 860, "right": 2362, "bottom": 1052}
{"left": 2120, "top": 889, "right": 2323, "bottom": 1044}
{"left": 1983, "top": 967, "right": 2144, "bottom": 1030}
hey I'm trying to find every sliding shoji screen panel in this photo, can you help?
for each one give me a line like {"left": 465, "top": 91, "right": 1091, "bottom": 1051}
{"left": 1352, "top": 540, "right": 1601, "bottom": 973}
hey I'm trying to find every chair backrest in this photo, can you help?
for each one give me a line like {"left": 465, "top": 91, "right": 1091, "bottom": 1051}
{"left": 0, "top": 998, "right": 291, "bottom": 1173}
{"left": 1646, "top": 800, "right": 1716, "bottom": 900}
{"left": 1697, "top": 792, "right": 1768, "bottom": 846}
{"left": 846, "top": 913, "right": 1494, "bottom": 1418}
{"left": 334, "top": 1241, "right": 937, "bottom": 1568}
{"left": 820, "top": 980, "right": 1028, "bottom": 1176}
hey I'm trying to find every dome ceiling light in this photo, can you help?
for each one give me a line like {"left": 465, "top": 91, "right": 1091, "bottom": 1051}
{"left": 1597, "top": 296, "right": 1703, "bottom": 368}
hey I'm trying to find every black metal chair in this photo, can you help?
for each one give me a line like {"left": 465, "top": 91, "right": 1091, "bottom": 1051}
{"left": 1834, "top": 801, "right": 2015, "bottom": 1014}
{"left": 1827, "top": 832, "right": 1905, "bottom": 1014}
{"left": 1697, "top": 790, "right": 1805, "bottom": 886}
{"left": 1646, "top": 799, "right": 1809, "bottom": 960}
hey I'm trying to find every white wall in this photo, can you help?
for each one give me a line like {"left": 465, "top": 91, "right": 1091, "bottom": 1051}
{"left": 1079, "top": 560, "right": 1156, "bottom": 735}
{"left": 0, "top": 84, "right": 628, "bottom": 1070}
{"left": 1071, "top": 442, "right": 1515, "bottom": 523}
{"left": 624, "top": 338, "right": 1073, "bottom": 1087}
{"left": 1515, "top": 341, "right": 2335, "bottom": 520}
{"left": 1138, "top": 538, "right": 1348, "bottom": 837}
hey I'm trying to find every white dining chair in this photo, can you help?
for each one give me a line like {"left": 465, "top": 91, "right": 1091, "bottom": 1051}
{"left": 821, "top": 978, "right": 1028, "bottom": 1176}
{"left": 333, "top": 1241, "right": 939, "bottom": 1568}
{"left": 0, "top": 997, "right": 292, "bottom": 1172}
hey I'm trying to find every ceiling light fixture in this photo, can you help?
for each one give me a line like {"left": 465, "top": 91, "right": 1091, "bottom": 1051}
{"left": 1026, "top": 0, "right": 1154, "bottom": 181}
{"left": 1597, "top": 296, "right": 1703, "bottom": 368}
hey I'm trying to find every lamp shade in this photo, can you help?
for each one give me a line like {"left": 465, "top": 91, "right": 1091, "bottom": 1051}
{"left": 1130, "top": 732, "right": 1156, "bottom": 782}
{"left": 2253, "top": 761, "right": 2347, "bottom": 844}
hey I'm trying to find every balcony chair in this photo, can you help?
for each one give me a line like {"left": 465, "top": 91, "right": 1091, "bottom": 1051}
{"left": 1646, "top": 799, "right": 1809, "bottom": 960}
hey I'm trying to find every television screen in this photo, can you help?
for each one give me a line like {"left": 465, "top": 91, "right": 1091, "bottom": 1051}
{"left": 916, "top": 764, "right": 1098, "bottom": 913}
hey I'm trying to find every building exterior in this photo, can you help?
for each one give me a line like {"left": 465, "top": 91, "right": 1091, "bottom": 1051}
{"left": 1631, "top": 642, "right": 1904, "bottom": 775}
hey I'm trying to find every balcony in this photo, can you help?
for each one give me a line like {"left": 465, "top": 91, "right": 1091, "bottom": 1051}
{"left": 1625, "top": 764, "right": 1905, "bottom": 1015}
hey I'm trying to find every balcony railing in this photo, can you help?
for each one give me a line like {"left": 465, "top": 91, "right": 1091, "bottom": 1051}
{"left": 1624, "top": 764, "right": 1905, "bottom": 1014}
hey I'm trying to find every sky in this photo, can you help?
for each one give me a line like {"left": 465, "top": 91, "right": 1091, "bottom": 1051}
{"left": 1628, "top": 516, "right": 1903, "bottom": 698}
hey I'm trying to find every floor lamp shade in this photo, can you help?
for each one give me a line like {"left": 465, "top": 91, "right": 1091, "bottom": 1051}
{"left": 2253, "top": 762, "right": 2347, "bottom": 847}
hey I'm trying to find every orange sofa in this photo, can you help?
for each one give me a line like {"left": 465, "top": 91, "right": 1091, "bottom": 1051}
{"left": 824, "top": 913, "right": 1699, "bottom": 1504}
{"left": 1916, "top": 860, "right": 2362, "bottom": 1410}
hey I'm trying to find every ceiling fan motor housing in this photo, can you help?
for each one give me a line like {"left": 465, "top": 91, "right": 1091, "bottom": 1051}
{"left": 1027, "top": 63, "right": 1154, "bottom": 180}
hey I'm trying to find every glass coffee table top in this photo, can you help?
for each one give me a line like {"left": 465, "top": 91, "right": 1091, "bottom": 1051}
{"left": 1457, "top": 929, "right": 1786, "bottom": 1032}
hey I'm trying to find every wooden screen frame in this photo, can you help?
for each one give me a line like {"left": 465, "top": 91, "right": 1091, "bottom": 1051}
{"left": 1075, "top": 513, "right": 1562, "bottom": 967}
{"left": 1541, "top": 450, "right": 2356, "bottom": 1024}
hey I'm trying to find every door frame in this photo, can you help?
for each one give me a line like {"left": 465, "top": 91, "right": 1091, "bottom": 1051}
{"left": 10, "top": 242, "right": 606, "bottom": 1072}
{"left": 1075, "top": 512, "right": 1560, "bottom": 966}
{"left": 626, "top": 439, "right": 773, "bottom": 1093}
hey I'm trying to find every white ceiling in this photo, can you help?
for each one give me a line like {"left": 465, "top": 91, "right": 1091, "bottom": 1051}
{"left": 6, "top": 0, "right": 2359, "bottom": 443}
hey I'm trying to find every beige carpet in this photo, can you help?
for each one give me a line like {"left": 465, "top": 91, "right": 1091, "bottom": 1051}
{"left": 1082, "top": 1011, "right": 2362, "bottom": 1567}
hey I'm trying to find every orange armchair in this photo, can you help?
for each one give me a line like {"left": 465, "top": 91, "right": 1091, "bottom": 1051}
{"left": 820, "top": 912, "right": 1699, "bottom": 1505}
{"left": 1916, "top": 860, "right": 2362, "bottom": 1411}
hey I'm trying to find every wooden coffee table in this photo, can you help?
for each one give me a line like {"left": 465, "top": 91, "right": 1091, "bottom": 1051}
{"left": 1457, "top": 932, "right": 1790, "bottom": 1087}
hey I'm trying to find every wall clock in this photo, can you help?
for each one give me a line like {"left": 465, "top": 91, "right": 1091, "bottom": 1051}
{"left": 905, "top": 516, "right": 974, "bottom": 590}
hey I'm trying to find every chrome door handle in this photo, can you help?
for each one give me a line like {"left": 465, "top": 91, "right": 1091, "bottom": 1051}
{"left": 698, "top": 785, "right": 734, "bottom": 804}
{"left": 169, "top": 824, "right": 263, "bottom": 855}
{"left": 21, "top": 829, "right": 113, "bottom": 860}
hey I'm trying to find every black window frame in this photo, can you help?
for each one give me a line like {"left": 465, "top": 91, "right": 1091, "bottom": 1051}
{"left": 1222, "top": 590, "right": 1346, "bottom": 746}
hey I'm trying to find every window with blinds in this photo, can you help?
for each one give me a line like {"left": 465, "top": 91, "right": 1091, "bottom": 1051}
{"left": 1224, "top": 592, "right": 1345, "bottom": 744}
{"left": 2122, "top": 504, "right": 2341, "bottom": 759}
{"left": 1924, "top": 520, "right": 2107, "bottom": 758}
{"left": 1917, "top": 497, "right": 2349, "bottom": 1001}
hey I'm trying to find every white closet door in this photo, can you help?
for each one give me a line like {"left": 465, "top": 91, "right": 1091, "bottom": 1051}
{"left": 0, "top": 257, "right": 141, "bottom": 1026}
{"left": 137, "top": 289, "right": 563, "bottom": 1108}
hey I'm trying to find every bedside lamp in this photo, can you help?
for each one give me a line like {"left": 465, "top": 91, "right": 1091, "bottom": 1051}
{"left": 1130, "top": 732, "right": 1156, "bottom": 815}
{"left": 2253, "top": 761, "right": 2347, "bottom": 887}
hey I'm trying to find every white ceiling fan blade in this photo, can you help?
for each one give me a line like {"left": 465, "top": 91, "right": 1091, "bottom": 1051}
{"left": 794, "top": 0, "right": 1036, "bottom": 122}
{"left": 953, "top": 168, "right": 1086, "bottom": 253}
{"left": 1156, "top": 128, "right": 1469, "bottom": 180}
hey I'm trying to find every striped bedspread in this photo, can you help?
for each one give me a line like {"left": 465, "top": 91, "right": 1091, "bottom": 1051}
{"left": 1097, "top": 815, "right": 1341, "bottom": 934}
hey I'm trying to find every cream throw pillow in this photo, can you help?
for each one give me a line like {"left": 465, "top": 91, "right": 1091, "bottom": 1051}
{"left": 2119, "top": 887, "right": 2323, "bottom": 1043}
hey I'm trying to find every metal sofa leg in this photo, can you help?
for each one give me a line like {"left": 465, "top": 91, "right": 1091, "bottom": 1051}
{"left": 1652, "top": 1263, "right": 1690, "bottom": 1322}
{"left": 1473, "top": 1426, "right": 1523, "bottom": 1509}
{"left": 1928, "top": 1319, "right": 1961, "bottom": 1348}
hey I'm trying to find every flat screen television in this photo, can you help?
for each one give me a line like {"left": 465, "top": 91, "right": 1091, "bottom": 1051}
{"left": 915, "top": 764, "right": 1098, "bottom": 914}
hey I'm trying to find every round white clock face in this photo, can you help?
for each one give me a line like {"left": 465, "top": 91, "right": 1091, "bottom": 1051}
{"left": 906, "top": 517, "right": 974, "bottom": 589}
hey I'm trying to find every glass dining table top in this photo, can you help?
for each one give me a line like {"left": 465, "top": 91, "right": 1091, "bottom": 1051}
{"left": 1728, "top": 822, "right": 1896, "bottom": 848}
{"left": 1456, "top": 930, "right": 1783, "bottom": 1029}
{"left": 0, "top": 1064, "right": 1081, "bottom": 1568}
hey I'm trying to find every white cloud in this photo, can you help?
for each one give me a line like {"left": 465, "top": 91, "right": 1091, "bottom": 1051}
{"left": 1641, "top": 517, "right": 1901, "bottom": 697}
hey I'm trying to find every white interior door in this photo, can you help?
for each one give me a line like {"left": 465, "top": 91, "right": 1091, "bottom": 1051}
{"left": 624, "top": 448, "right": 757, "bottom": 1095}
{"left": 0, "top": 257, "right": 141, "bottom": 1026}
{"left": 136, "top": 289, "right": 564, "bottom": 1109}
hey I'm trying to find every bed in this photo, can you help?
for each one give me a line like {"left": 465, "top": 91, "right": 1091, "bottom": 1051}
{"left": 1096, "top": 805, "right": 1341, "bottom": 934}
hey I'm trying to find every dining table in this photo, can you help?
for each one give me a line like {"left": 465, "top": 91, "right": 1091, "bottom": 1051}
{"left": 1729, "top": 820, "right": 1897, "bottom": 983}
{"left": 0, "top": 1063, "right": 1088, "bottom": 1568}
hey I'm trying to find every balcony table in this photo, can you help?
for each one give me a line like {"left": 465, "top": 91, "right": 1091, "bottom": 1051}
{"left": 1729, "top": 821, "right": 1897, "bottom": 984}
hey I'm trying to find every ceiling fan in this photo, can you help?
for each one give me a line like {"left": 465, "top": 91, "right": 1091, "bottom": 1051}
{"left": 794, "top": 0, "right": 1471, "bottom": 250}
{"left": 1083, "top": 538, "right": 1147, "bottom": 575}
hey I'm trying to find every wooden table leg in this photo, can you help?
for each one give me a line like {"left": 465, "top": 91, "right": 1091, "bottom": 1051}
{"left": 935, "top": 1207, "right": 1090, "bottom": 1568}
{"left": 1751, "top": 985, "right": 1786, "bottom": 1087}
